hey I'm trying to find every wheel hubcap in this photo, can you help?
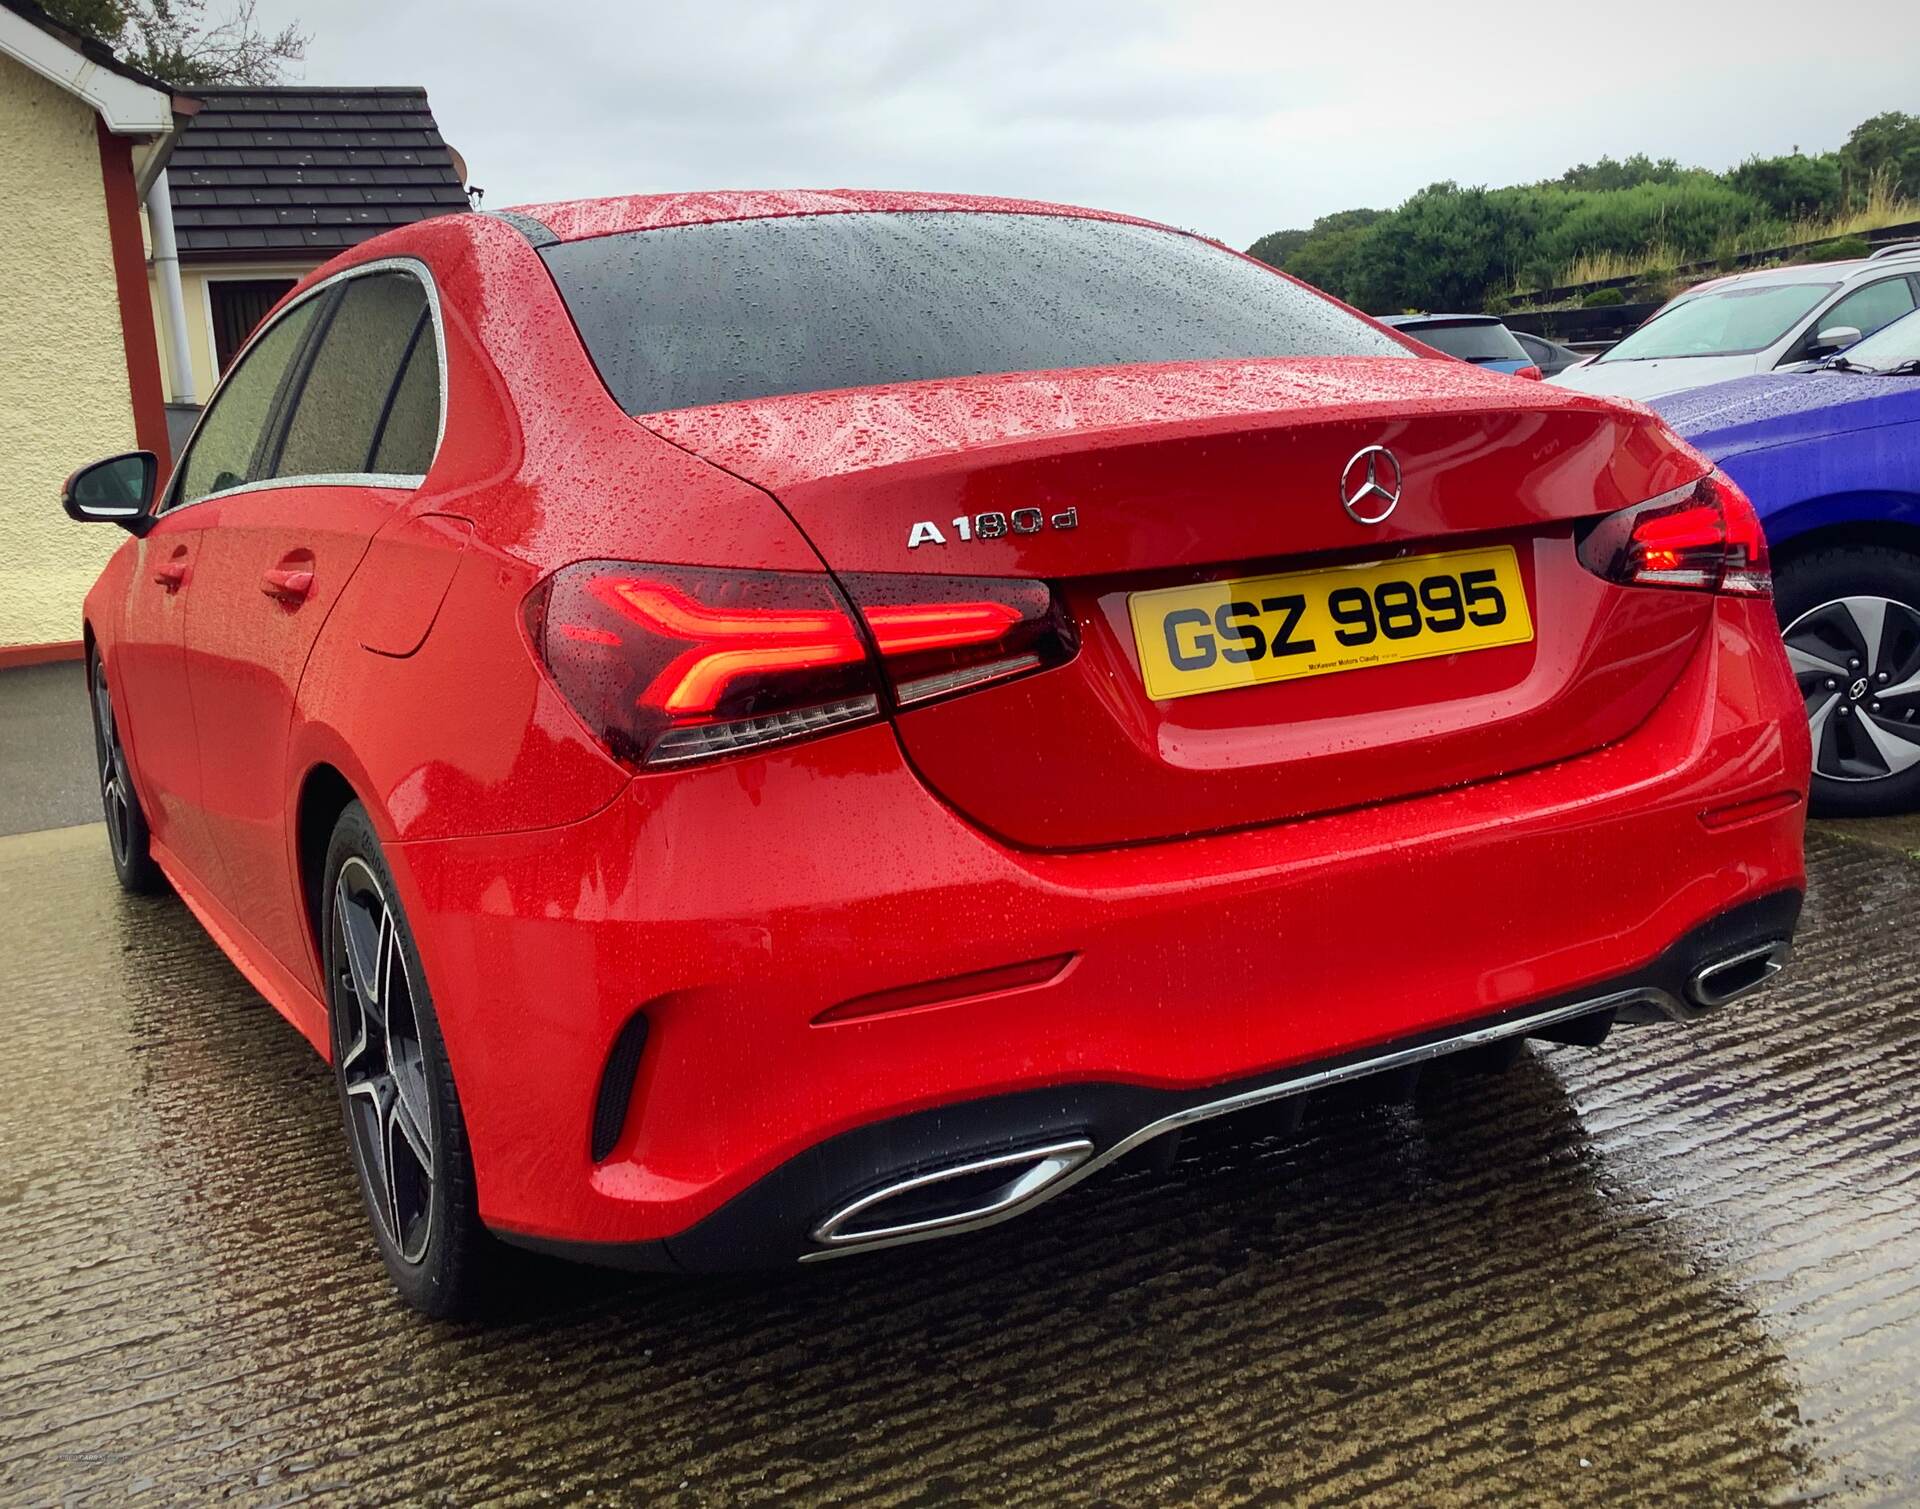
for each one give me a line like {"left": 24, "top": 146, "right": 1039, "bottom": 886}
{"left": 332, "top": 858, "right": 435, "bottom": 1264}
{"left": 93, "top": 667, "right": 133, "bottom": 864}
{"left": 1783, "top": 595, "right": 1920, "bottom": 783}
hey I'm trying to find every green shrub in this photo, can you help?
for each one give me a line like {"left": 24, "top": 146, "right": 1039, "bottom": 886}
{"left": 1727, "top": 153, "right": 1844, "bottom": 219}
{"left": 1582, "top": 287, "right": 1626, "bottom": 307}
{"left": 1822, "top": 235, "right": 1874, "bottom": 260}
{"left": 1242, "top": 109, "right": 1920, "bottom": 314}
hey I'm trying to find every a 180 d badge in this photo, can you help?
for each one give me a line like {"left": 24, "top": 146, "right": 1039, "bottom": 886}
{"left": 908, "top": 507, "right": 1079, "bottom": 549}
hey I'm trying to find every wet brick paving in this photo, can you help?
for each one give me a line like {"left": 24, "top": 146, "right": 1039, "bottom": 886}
{"left": 2, "top": 821, "right": 1918, "bottom": 1505}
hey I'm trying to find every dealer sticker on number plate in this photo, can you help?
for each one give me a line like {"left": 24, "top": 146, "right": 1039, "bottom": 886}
{"left": 1127, "top": 545, "right": 1533, "bottom": 702}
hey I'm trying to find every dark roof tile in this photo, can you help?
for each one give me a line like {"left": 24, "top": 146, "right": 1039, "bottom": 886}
{"left": 169, "top": 85, "right": 467, "bottom": 258}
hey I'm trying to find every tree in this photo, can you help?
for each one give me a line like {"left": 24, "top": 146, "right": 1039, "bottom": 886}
{"left": 1281, "top": 223, "right": 1377, "bottom": 303}
{"left": 1841, "top": 112, "right": 1920, "bottom": 201}
{"left": 1555, "top": 155, "right": 1684, "bottom": 193}
{"left": 39, "top": 0, "right": 307, "bottom": 85}
{"left": 1245, "top": 228, "right": 1309, "bottom": 268}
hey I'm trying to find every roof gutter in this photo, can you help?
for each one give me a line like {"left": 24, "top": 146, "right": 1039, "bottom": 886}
{"left": 0, "top": 3, "right": 174, "bottom": 132}
{"left": 133, "top": 95, "right": 200, "bottom": 199}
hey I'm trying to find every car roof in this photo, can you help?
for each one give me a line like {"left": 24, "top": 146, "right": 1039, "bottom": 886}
{"left": 1681, "top": 248, "right": 1920, "bottom": 297}
{"left": 499, "top": 189, "right": 1176, "bottom": 245}
{"left": 1380, "top": 313, "right": 1502, "bottom": 327}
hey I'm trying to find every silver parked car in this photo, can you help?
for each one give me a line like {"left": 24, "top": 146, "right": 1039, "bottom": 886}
{"left": 1551, "top": 243, "right": 1920, "bottom": 401}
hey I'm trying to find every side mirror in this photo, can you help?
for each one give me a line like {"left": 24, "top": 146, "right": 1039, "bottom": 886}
{"left": 1808, "top": 325, "right": 1864, "bottom": 358}
{"left": 62, "top": 451, "right": 156, "bottom": 534}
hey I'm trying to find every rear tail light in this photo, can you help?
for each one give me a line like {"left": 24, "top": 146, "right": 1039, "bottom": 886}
{"left": 1576, "top": 471, "right": 1770, "bottom": 598}
{"left": 1514, "top": 364, "right": 1544, "bottom": 381}
{"left": 524, "top": 563, "right": 1076, "bottom": 766}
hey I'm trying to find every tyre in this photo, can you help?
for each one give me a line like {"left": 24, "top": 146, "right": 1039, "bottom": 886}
{"left": 1776, "top": 545, "right": 1920, "bottom": 817}
{"left": 321, "top": 801, "right": 491, "bottom": 1317}
{"left": 88, "top": 654, "right": 164, "bottom": 893}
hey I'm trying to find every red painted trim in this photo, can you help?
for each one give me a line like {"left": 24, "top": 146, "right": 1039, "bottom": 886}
{"left": 95, "top": 119, "right": 171, "bottom": 473}
{"left": 151, "top": 834, "right": 332, "bottom": 1058}
{"left": 0, "top": 640, "right": 85, "bottom": 670}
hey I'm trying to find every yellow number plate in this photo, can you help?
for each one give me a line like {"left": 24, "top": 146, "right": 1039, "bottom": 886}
{"left": 1128, "top": 545, "right": 1533, "bottom": 702}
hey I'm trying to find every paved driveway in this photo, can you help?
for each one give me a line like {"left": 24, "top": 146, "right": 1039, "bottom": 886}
{"left": 2, "top": 668, "right": 1917, "bottom": 1503}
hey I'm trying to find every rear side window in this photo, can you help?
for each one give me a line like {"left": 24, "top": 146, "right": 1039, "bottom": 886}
{"left": 1401, "top": 320, "right": 1528, "bottom": 363}
{"left": 369, "top": 316, "right": 440, "bottom": 473}
{"left": 541, "top": 211, "right": 1412, "bottom": 415}
{"left": 172, "top": 299, "right": 319, "bottom": 507}
{"left": 275, "top": 271, "right": 437, "bottom": 479}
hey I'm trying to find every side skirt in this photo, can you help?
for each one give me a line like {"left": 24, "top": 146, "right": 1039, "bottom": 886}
{"left": 150, "top": 836, "right": 331, "bottom": 1059}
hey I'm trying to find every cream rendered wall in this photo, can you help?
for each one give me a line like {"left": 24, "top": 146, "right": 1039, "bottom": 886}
{"left": 146, "top": 258, "right": 317, "bottom": 402}
{"left": 0, "top": 50, "right": 135, "bottom": 648}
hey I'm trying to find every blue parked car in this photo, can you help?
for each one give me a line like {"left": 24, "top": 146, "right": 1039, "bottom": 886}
{"left": 1656, "top": 307, "right": 1920, "bottom": 815}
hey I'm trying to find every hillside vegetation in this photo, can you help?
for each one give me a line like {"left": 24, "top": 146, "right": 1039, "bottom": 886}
{"left": 1247, "top": 111, "right": 1920, "bottom": 314}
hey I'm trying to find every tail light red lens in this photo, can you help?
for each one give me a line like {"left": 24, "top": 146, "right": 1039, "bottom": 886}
{"left": 1575, "top": 471, "right": 1771, "bottom": 598}
{"left": 840, "top": 573, "right": 1072, "bottom": 706}
{"left": 1514, "top": 364, "right": 1544, "bottom": 381}
{"left": 525, "top": 563, "right": 1076, "bottom": 766}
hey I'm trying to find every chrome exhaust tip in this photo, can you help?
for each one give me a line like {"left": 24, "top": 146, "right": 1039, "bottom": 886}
{"left": 1686, "top": 939, "right": 1792, "bottom": 1010}
{"left": 811, "top": 1139, "right": 1094, "bottom": 1249}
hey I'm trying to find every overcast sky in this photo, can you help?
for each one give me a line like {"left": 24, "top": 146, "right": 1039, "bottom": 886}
{"left": 264, "top": 0, "right": 1920, "bottom": 249}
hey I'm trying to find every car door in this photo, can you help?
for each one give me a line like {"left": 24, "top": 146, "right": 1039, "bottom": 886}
{"left": 1780, "top": 276, "right": 1919, "bottom": 366}
{"left": 115, "top": 296, "right": 325, "bottom": 891}
{"left": 181, "top": 265, "right": 443, "bottom": 987}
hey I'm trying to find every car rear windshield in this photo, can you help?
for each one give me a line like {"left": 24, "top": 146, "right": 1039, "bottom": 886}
{"left": 1394, "top": 320, "right": 1528, "bottom": 363}
{"left": 1598, "top": 282, "right": 1836, "bottom": 362}
{"left": 539, "top": 211, "right": 1413, "bottom": 414}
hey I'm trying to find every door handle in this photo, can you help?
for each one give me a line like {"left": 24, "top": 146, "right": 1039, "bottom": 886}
{"left": 261, "top": 567, "right": 315, "bottom": 603}
{"left": 153, "top": 561, "right": 188, "bottom": 590}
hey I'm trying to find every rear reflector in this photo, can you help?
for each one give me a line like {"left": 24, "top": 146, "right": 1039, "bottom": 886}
{"left": 1575, "top": 471, "right": 1771, "bottom": 598}
{"left": 525, "top": 563, "right": 1075, "bottom": 766}
{"left": 814, "top": 953, "right": 1077, "bottom": 1024}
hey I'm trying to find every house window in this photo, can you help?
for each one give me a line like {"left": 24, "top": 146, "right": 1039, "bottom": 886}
{"left": 209, "top": 278, "right": 299, "bottom": 373}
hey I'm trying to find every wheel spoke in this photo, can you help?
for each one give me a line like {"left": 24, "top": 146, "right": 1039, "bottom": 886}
{"left": 1859, "top": 710, "right": 1920, "bottom": 775}
{"left": 383, "top": 1093, "right": 433, "bottom": 1262}
{"left": 347, "top": 1076, "right": 398, "bottom": 1237}
{"left": 1786, "top": 642, "right": 1849, "bottom": 680}
{"left": 388, "top": 1078, "right": 435, "bottom": 1179}
{"left": 330, "top": 857, "right": 436, "bottom": 1266}
{"left": 335, "top": 875, "right": 387, "bottom": 1025}
{"left": 1844, "top": 597, "right": 1889, "bottom": 677}
{"left": 1808, "top": 691, "right": 1841, "bottom": 751}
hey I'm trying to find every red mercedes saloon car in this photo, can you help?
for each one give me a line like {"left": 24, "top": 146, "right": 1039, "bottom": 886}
{"left": 61, "top": 191, "right": 1808, "bottom": 1316}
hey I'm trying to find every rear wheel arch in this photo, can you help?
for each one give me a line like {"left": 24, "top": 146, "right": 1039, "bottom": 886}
{"left": 295, "top": 763, "right": 361, "bottom": 968}
{"left": 1768, "top": 513, "right": 1920, "bottom": 574}
{"left": 292, "top": 764, "right": 471, "bottom": 1087}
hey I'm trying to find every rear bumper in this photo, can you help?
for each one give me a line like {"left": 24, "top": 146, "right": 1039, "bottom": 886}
{"left": 503, "top": 888, "right": 1802, "bottom": 1272}
{"left": 388, "top": 598, "right": 1808, "bottom": 1257}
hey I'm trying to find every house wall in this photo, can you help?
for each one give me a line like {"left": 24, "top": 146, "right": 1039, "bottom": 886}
{"left": 146, "top": 257, "right": 314, "bottom": 403}
{"left": 0, "top": 51, "right": 137, "bottom": 651}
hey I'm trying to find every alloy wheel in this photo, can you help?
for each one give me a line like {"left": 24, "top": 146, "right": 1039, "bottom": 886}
{"left": 93, "top": 665, "right": 135, "bottom": 867}
{"left": 331, "top": 858, "right": 436, "bottom": 1264}
{"left": 1783, "top": 595, "right": 1920, "bottom": 783}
